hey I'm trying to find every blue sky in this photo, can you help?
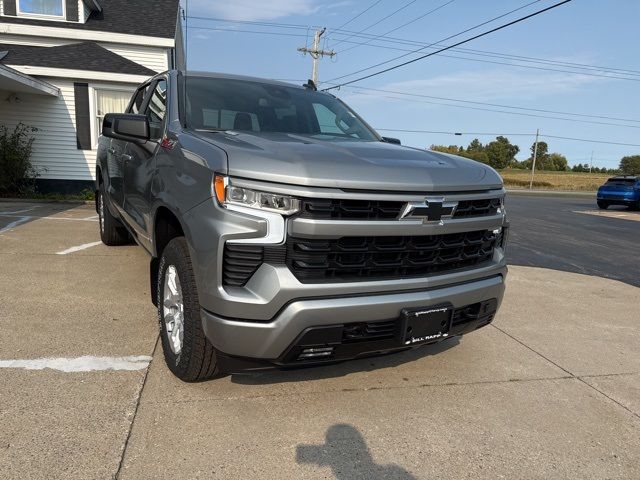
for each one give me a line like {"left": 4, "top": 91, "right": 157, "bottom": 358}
{"left": 183, "top": 0, "right": 640, "bottom": 169}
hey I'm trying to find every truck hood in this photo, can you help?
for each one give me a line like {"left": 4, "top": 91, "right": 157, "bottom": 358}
{"left": 194, "top": 131, "right": 503, "bottom": 192}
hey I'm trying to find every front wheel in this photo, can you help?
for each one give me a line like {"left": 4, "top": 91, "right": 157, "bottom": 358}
{"left": 157, "top": 237, "right": 220, "bottom": 381}
{"left": 597, "top": 201, "right": 608, "bottom": 210}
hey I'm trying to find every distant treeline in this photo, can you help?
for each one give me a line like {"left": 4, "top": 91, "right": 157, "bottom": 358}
{"left": 429, "top": 136, "right": 639, "bottom": 174}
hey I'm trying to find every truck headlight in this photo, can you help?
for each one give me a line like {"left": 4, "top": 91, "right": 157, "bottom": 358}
{"left": 214, "top": 174, "right": 300, "bottom": 215}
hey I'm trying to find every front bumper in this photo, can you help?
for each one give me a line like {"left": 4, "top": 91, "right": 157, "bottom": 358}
{"left": 201, "top": 272, "right": 506, "bottom": 365}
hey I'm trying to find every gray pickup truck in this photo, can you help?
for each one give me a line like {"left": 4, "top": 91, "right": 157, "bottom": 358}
{"left": 96, "top": 70, "right": 508, "bottom": 381}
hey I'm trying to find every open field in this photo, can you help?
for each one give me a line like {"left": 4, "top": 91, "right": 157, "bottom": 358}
{"left": 499, "top": 169, "right": 611, "bottom": 191}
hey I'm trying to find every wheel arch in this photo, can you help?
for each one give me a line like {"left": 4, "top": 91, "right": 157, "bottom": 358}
{"left": 150, "top": 205, "right": 187, "bottom": 307}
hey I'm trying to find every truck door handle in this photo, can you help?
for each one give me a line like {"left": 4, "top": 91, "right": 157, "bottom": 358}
{"left": 122, "top": 154, "right": 132, "bottom": 162}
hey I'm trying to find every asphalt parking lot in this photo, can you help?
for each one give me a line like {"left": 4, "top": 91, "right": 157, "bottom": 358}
{"left": 0, "top": 196, "right": 639, "bottom": 479}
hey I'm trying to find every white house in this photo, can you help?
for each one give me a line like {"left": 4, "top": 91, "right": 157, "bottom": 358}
{"left": 0, "top": 0, "right": 183, "bottom": 192}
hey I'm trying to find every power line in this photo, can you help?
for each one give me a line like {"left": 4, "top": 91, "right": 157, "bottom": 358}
{"left": 188, "top": 25, "right": 307, "bottom": 38}
{"left": 187, "top": 16, "right": 313, "bottom": 30}
{"left": 186, "top": 16, "right": 640, "bottom": 79}
{"left": 334, "top": 0, "right": 385, "bottom": 31}
{"left": 345, "top": 85, "right": 640, "bottom": 123}
{"left": 347, "top": 92, "right": 640, "bottom": 129}
{"left": 187, "top": 24, "right": 640, "bottom": 82}
{"left": 332, "top": 0, "right": 419, "bottom": 49}
{"left": 324, "top": 0, "right": 549, "bottom": 85}
{"left": 337, "top": 0, "right": 457, "bottom": 54}
{"left": 331, "top": 38, "right": 640, "bottom": 81}
{"left": 345, "top": 89, "right": 640, "bottom": 129}
{"left": 374, "top": 128, "right": 640, "bottom": 147}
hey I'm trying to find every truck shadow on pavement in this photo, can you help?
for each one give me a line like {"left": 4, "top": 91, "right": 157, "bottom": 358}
{"left": 230, "top": 337, "right": 460, "bottom": 385}
{"left": 297, "top": 423, "right": 417, "bottom": 479}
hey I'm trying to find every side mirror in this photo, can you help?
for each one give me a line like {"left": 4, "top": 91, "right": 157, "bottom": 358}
{"left": 102, "top": 113, "right": 149, "bottom": 143}
{"left": 381, "top": 136, "right": 401, "bottom": 145}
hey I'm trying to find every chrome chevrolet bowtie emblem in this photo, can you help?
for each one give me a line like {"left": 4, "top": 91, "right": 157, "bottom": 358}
{"left": 398, "top": 197, "right": 458, "bottom": 224}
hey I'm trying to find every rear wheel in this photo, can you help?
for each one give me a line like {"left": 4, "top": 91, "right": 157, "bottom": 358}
{"left": 597, "top": 201, "right": 608, "bottom": 210}
{"left": 157, "top": 237, "right": 220, "bottom": 381}
{"left": 97, "top": 184, "right": 130, "bottom": 245}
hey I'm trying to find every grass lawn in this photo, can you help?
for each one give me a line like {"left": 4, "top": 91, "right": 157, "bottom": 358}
{"left": 498, "top": 169, "right": 610, "bottom": 191}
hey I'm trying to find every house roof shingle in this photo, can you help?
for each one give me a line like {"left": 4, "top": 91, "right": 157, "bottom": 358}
{"left": 0, "top": 42, "right": 156, "bottom": 76}
{"left": 0, "top": 0, "right": 179, "bottom": 39}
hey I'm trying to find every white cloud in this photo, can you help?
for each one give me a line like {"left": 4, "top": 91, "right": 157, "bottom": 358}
{"left": 377, "top": 70, "right": 601, "bottom": 102}
{"left": 190, "top": 0, "right": 318, "bottom": 21}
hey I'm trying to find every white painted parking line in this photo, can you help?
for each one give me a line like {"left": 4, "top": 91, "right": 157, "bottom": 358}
{"left": 0, "top": 216, "right": 31, "bottom": 234}
{"left": 0, "top": 355, "right": 152, "bottom": 372}
{"left": 0, "top": 206, "right": 40, "bottom": 215}
{"left": 56, "top": 241, "right": 103, "bottom": 255}
{"left": 0, "top": 213, "right": 97, "bottom": 222}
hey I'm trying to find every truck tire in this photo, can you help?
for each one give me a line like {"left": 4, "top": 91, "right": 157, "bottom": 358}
{"left": 157, "top": 237, "right": 220, "bottom": 381}
{"left": 97, "top": 184, "right": 130, "bottom": 246}
{"left": 597, "top": 201, "right": 608, "bottom": 210}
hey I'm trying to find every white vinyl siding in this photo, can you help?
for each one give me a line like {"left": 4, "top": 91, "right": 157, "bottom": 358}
{"left": 100, "top": 43, "right": 169, "bottom": 73}
{"left": 0, "top": 37, "right": 171, "bottom": 73}
{"left": 0, "top": 78, "right": 136, "bottom": 180}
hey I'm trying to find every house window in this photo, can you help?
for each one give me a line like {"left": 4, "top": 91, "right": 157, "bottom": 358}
{"left": 95, "top": 89, "right": 132, "bottom": 145}
{"left": 17, "top": 0, "right": 65, "bottom": 17}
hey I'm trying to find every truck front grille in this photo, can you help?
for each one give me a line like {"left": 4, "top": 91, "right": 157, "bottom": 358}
{"left": 299, "top": 197, "right": 502, "bottom": 220}
{"left": 286, "top": 230, "right": 499, "bottom": 283}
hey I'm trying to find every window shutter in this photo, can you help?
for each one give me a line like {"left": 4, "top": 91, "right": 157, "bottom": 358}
{"left": 65, "top": 0, "right": 78, "bottom": 21}
{"left": 74, "top": 83, "right": 92, "bottom": 150}
{"left": 3, "top": 0, "right": 17, "bottom": 15}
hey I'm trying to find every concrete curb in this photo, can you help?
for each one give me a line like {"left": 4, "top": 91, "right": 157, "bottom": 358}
{"left": 507, "top": 189, "right": 595, "bottom": 197}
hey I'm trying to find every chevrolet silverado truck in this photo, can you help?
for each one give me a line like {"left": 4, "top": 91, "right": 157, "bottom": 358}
{"left": 96, "top": 70, "right": 508, "bottom": 381}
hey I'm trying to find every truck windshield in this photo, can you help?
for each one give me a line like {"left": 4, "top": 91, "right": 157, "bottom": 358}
{"left": 184, "top": 76, "right": 378, "bottom": 141}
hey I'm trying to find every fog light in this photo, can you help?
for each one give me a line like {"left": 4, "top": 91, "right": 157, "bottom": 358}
{"left": 297, "top": 347, "right": 334, "bottom": 360}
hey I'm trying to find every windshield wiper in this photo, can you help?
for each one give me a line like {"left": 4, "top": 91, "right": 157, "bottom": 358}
{"left": 195, "top": 128, "right": 228, "bottom": 133}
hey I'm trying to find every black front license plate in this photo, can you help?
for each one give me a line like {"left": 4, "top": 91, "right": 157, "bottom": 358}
{"left": 401, "top": 304, "right": 452, "bottom": 346}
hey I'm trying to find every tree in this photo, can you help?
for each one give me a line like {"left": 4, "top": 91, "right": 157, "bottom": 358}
{"left": 484, "top": 136, "right": 519, "bottom": 169}
{"left": 619, "top": 155, "right": 640, "bottom": 175}
{"left": 430, "top": 144, "right": 464, "bottom": 155}
{"left": 546, "top": 153, "right": 568, "bottom": 171}
{"left": 466, "top": 138, "right": 484, "bottom": 154}
{"left": 530, "top": 141, "right": 549, "bottom": 165}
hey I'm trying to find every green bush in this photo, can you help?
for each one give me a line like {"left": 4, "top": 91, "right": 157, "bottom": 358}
{"left": 0, "top": 123, "right": 41, "bottom": 195}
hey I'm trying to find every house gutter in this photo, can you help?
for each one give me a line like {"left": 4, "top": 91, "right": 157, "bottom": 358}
{"left": 0, "top": 63, "right": 60, "bottom": 96}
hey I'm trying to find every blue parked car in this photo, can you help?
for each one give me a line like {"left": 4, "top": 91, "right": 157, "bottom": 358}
{"left": 597, "top": 176, "right": 640, "bottom": 210}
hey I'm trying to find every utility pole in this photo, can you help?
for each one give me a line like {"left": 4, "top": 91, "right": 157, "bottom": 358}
{"left": 297, "top": 28, "right": 335, "bottom": 86}
{"left": 589, "top": 151, "right": 594, "bottom": 173}
{"left": 529, "top": 129, "right": 540, "bottom": 190}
